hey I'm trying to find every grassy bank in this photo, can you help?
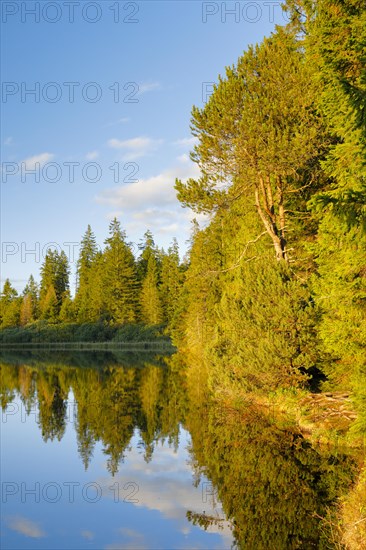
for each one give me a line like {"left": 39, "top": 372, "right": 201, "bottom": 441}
{"left": 0, "top": 321, "right": 172, "bottom": 345}
{"left": 339, "top": 468, "right": 366, "bottom": 549}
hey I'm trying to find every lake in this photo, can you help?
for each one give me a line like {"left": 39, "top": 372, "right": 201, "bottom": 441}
{"left": 0, "top": 351, "right": 359, "bottom": 549}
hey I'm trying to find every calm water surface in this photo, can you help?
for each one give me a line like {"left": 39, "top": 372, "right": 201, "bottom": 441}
{"left": 0, "top": 351, "right": 357, "bottom": 549}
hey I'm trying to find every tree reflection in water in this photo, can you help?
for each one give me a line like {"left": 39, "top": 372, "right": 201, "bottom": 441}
{"left": 0, "top": 351, "right": 358, "bottom": 549}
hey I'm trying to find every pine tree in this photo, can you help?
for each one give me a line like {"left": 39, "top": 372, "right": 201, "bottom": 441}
{"left": 140, "top": 254, "right": 163, "bottom": 325}
{"left": 0, "top": 279, "right": 21, "bottom": 328}
{"left": 301, "top": 0, "right": 366, "bottom": 434}
{"left": 55, "top": 251, "right": 70, "bottom": 305}
{"left": 41, "top": 284, "right": 59, "bottom": 322}
{"left": 137, "top": 230, "right": 159, "bottom": 281}
{"left": 103, "top": 218, "right": 138, "bottom": 324}
{"left": 59, "top": 292, "right": 76, "bottom": 323}
{"left": 175, "top": 27, "right": 329, "bottom": 262}
{"left": 1, "top": 278, "right": 17, "bottom": 302}
{"left": 75, "top": 225, "right": 99, "bottom": 322}
{"left": 39, "top": 249, "right": 70, "bottom": 319}
{"left": 20, "top": 294, "right": 34, "bottom": 326}
{"left": 160, "top": 239, "right": 182, "bottom": 325}
{"left": 306, "top": 0, "right": 366, "bottom": 219}
{"left": 87, "top": 252, "right": 107, "bottom": 322}
{"left": 22, "top": 275, "right": 39, "bottom": 321}
{"left": 173, "top": 220, "right": 223, "bottom": 355}
{"left": 40, "top": 250, "right": 58, "bottom": 300}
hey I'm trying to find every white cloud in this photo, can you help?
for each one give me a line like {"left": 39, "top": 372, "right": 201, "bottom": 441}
{"left": 104, "top": 117, "right": 130, "bottom": 128}
{"left": 95, "top": 159, "right": 208, "bottom": 252}
{"left": 7, "top": 516, "right": 45, "bottom": 538}
{"left": 118, "top": 528, "right": 143, "bottom": 538}
{"left": 177, "top": 153, "right": 190, "bottom": 163}
{"left": 107, "top": 137, "right": 162, "bottom": 160}
{"left": 138, "top": 82, "right": 161, "bottom": 95}
{"left": 81, "top": 530, "right": 95, "bottom": 540}
{"left": 96, "top": 438, "right": 233, "bottom": 544}
{"left": 21, "top": 152, "right": 54, "bottom": 170}
{"left": 86, "top": 150, "right": 99, "bottom": 160}
{"left": 174, "top": 137, "right": 198, "bottom": 148}
{"left": 126, "top": 209, "right": 180, "bottom": 236}
{"left": 4, "top": 136, "right": 13, "bottom": 146}
{"left": 96, "top": 161, "right": 199, "bottom": 212}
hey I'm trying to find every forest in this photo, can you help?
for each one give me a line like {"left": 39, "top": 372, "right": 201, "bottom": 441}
{"left": 1, "top": 0, "right": 365, "bottom": 546}
{"left": 2, "top": 0, "right": 365, "bottom": 429}
{"left": 0, "top": 222, "right": 183, "bottom": 333}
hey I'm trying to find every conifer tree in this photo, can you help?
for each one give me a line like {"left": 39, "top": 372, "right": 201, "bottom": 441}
{"left": 140, "top": 254, "right": 163, "bottom": 325}
{"left": 87, "top": 252, "right": 107, "bottom": 322}
{"left": 302, "top": 0, "right": 366, "bottom": 433}
{"left": 20, "top": 294, "right": 34, "bottom": 326}
{"left": 75, "top": 225, "right": 99, "bottom": 322}
{"left": 103, "top": 218, "right": 138, "bottom": 324}
{"left": 39, "top": 249, "right": 70, "bottom": 319}
{"left": 176, "top": 27, "right": 329, "bottom": 262}
{"left": 41, "top": 284, "right": 59, "bottom": 322}
{"left": 0, "top": 279, "right": 21, "bottom": 328}
{"left": 22, "top": 275, "right": 39, "bottom": 321}
{"left": 305, "top": 0, "right": 366, "bottom": 217}
{"left": 59, "top": 292, "right": 76, "bottom": 323}
{"left": 160, "top": 239, "right": 182, "bottom": 324}
{"left": 137, "top": 230, "right": 159, "bottom": 281}
{"left": 1, "top": 278, "right": 17, "bottom": 303}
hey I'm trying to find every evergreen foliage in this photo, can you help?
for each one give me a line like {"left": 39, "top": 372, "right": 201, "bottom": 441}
{"left": 1, "top": 0, "right": 365, "bottom": 437}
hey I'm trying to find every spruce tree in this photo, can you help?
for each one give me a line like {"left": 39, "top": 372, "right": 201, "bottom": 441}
{"left": 103, "top": 218, "right": 138, "bottom": 324}
{"left": 137, "top": 230, "right": 159, "bottom": 281}
{"left": 87, "top": 252, "right": 106, "bottom": 322}
{"left": 20, "top": 294, "right": 34, "bottom": 326}
{"left": 75, "top": 225, "right": 99, "bottom": 322}
{"left": 0, "top": 279, "right": 21, "bottom": 328}
{"left": 22, "top": 275, "right": 39, "bottom": 321}
{"left": 41, "top": 284, "right": 59, "bottom": 322}
{"left": 160, "top": 239, "right": 182, "bottom": 325}
{"left": 303, "top": 0, "right": 366, "bottom": 433}
{"left": 39, "top": 249, "right": 70, "bottom": 319}
{"left": 59, "top": 292, "right": 76, "bottom": 323}
{"left": 140, "top": 254, "right": 163, "bottom": 325}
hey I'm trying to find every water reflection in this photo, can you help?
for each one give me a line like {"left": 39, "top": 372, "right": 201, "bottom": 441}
{"left": 0, "top": 352, "right": 358, "bottom": 549}
{"left": 1, "top": 351, "right": 185, "bottom": 473}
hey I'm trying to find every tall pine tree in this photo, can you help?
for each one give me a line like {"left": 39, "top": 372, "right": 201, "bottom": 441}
{"left": 39, "top": 249, "right": 70, "bottom": 320}
{"left": 103, "top": 218, "right": 138, "bottom": 324}
{"left": 75, "top": 225, "right": 99, "bottom": 322}
{"left": 140, "top": 254, "right": 163, "bottom": 325}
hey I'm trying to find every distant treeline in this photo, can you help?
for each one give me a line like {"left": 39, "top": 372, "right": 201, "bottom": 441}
{"left": 1, "top": 223, "right": 184, "bottom": 329}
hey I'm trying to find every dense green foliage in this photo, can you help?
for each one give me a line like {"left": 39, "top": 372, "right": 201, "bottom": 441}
{"left": 1, "top": 5, "right": 365, "bottom": 549}
{"left": 1, "top": 1, "right": 365, "bottom": 435}
{"left": 173, "top": 0, "right": 366, "bottom": 434}
{"left": 0, "top": 321, "right": 171, "bottom": 345}
{"left": 1, "top": 220, "right": 184, "bottom": 333}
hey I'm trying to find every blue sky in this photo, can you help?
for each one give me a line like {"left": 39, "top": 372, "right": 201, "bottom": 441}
{"left": 1, "top": 1, "right": 287, "bottom": 292}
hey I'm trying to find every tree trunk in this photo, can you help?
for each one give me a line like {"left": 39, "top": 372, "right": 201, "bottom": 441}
{"left": 254, "top": 185, "right": 287, "bottom": 261}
